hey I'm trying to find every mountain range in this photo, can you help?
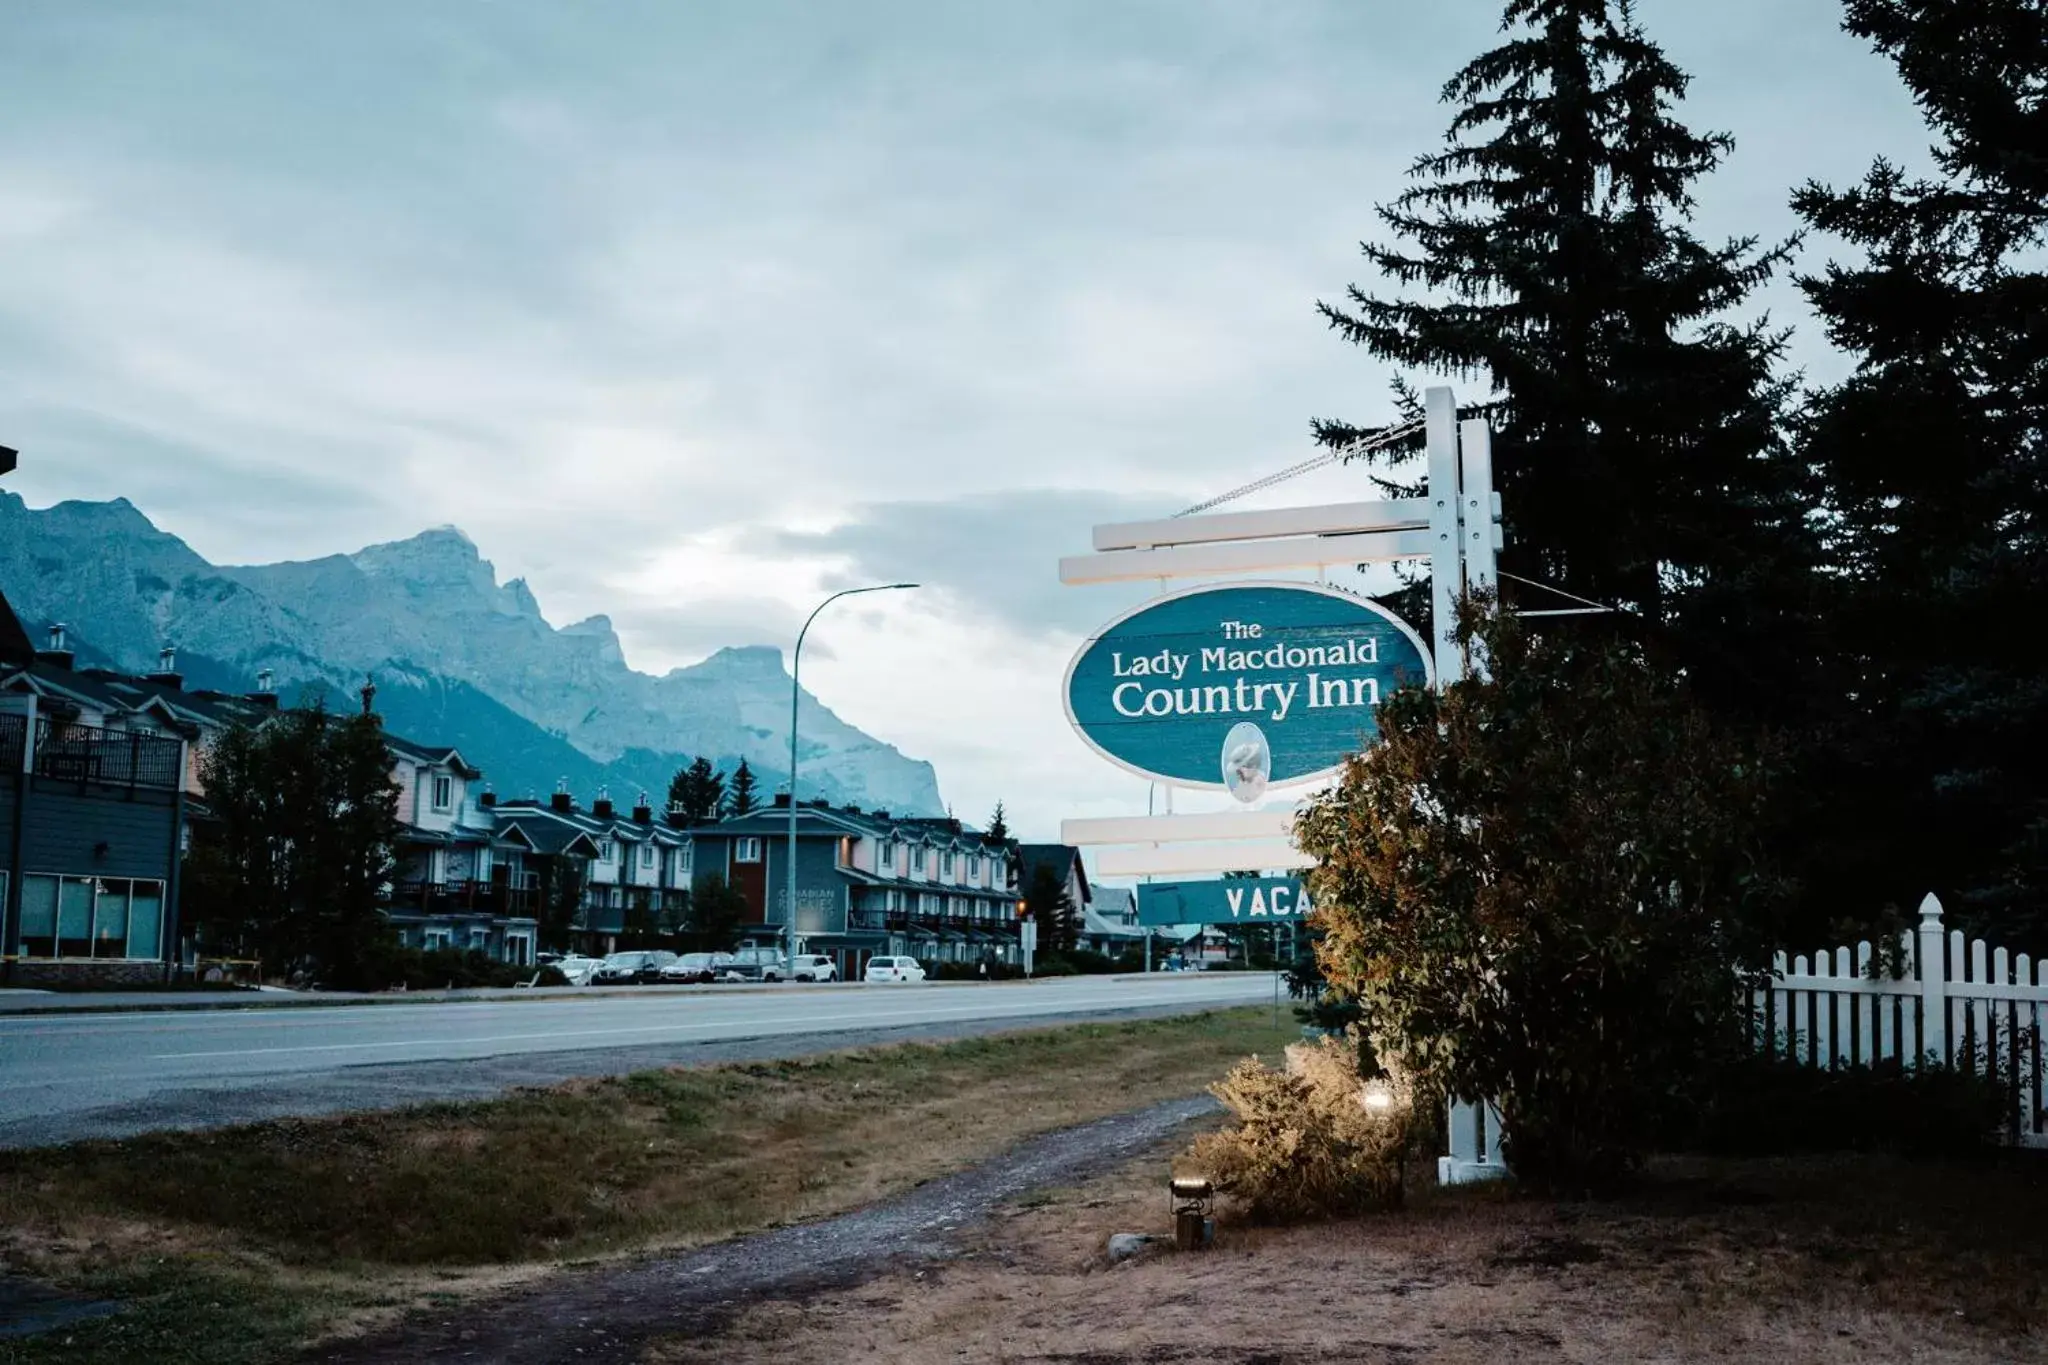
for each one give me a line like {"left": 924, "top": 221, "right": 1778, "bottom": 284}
{"left": 0, "top": 492, "right": 945, "bottom": 815}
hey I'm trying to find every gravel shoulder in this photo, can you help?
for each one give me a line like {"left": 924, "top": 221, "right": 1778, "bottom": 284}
{"left": 305, "top": 1095, "right": 1221, "bottom": 1365}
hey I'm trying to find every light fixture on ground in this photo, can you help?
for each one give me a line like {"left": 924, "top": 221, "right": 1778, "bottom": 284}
{"left": 1168, "top": 1175, "right": 1214, "bottom": 1250}
{"left": 785, "top": 583, "right": 918, "bottom": 978}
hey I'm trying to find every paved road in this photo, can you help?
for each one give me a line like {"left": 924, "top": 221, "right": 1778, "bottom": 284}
{"left": 0, "top": 974, "right": 1277, "bottom": 1148}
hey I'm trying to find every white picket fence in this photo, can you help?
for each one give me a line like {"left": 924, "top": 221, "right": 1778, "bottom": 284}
{"left": 1753, "top": 892, "right": 2048, "bottom": 1147}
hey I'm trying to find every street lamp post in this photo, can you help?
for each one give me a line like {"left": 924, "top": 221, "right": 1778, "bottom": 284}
{"left": 786, "top": 583, "right": 917, "bottom": 979}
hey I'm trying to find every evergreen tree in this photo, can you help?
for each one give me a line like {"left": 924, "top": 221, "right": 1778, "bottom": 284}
{"left": 180, "top": 700, "right": 401, "bottom": 983}
{"left": 726, "top": 759, "right": 759, "bottom": 816}
{"left": 538, "top": 856, "right": 586, "bottom": 951}
{"left": 1792, "top": 0, "right": 2048, "bottom": 942}
{"left": 1317, "top": 0, "right": 1814, "bottom": 719}
{"left": 315, "top": 708, "right": 405, "bottom": 985}
{"left": 666, "top": 755, "right": 726, "bottom": 826}
{"left": 688, "top": 872, "right": 749, "bottom": 950}
{"left": 1024, "top": 862, "right": 1078, "bottom": 956}
{"left": 985, "top": 801, "right": 1009, "bottom": 843}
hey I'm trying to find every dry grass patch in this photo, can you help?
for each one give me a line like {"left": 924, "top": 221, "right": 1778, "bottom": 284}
{"left": 647, "top": 1143, "right": 2048, "bottom": 1364}
{"left": 0, "top": 1008, "right": 1290, "bottom": 1364}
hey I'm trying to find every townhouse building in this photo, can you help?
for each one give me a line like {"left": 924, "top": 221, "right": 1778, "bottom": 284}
{"left": 0, "top": 631, "right": 189, "bottom": 985}
{"left": 486, "top": 787, "right": 694, "bottom": 957}
{"left": 687, "top": 798, "right": 1021, "bottom": 982}
{"left": 1080, "top": 884, "right": 1149, "bottom": 959}
{"left": 0, "top": 619, "right": 543, "bottom": 979}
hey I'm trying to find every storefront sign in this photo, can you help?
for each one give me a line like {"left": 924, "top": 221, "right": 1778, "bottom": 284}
{"left": 1064, "top": 582, "right": 1430, "bottom": 793}
{"left": 1136, "top": 876, "right": 1313, "bottom": 926}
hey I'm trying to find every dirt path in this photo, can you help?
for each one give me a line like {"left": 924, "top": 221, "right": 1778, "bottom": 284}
{"left": 305, "top": 1094, "right": 1219, "bottom": 1364}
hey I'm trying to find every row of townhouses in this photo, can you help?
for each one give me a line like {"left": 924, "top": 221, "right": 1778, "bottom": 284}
{"left": 0, "top": 595, "right": 1152, "bottom": 985}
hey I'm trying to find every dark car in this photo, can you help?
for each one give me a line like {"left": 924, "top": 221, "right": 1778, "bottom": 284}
{"left": 591, "top": 950, "right": 676, "bottom": 984}
{"left": 660, "top": 952, "right": 722, "bottom": 984}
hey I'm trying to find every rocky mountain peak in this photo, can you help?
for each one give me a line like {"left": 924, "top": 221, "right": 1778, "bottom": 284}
{"left": 0, "top": 496, "right": 945, "bottom": 814}
{"left": 694, "top": 643, "right": 788, "bottom": 676}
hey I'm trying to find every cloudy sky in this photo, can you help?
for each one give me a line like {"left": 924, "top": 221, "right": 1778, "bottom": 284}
{"left": 0, "top": 1, "right": 1931, "bottom": 845}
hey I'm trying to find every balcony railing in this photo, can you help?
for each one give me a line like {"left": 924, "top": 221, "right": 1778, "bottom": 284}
{"left": 0, "top": 713, "right": 24, "bottom": 772}
{"left": 390, "top": 879, "right": 533, "bottom": 918}
{"left": 29, "top": 718, "right": 183, "bottom": 792}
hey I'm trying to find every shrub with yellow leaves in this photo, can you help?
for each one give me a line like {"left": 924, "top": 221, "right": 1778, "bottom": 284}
{"left": 1181, "top": 1034, "right": 1413, "bottom": 1222}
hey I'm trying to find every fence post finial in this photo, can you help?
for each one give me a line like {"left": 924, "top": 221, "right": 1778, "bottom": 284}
{"left": 1917, "top": 892, "right": 1948, "bottom": 1068}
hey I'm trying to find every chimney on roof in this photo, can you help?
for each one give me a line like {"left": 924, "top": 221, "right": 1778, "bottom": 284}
{"left": 37, "top": 622, "right": 74, "bottom": 671}
{"left": 592, "top": 784, "right": 615, "bottom": 821}
{"left": 772, "top": 792, "right": 791, "bottom": 810}
{"left": 631, "top": 791, "right": 653, "bottom": 824}
{"left": 479, "top": 783, "right": 497, "bottom": 809}
{"left": 147, "top": 644, "right": 183, "bottom": 691}
{"left": 550, "top": 777, "right": 573, "bottom": 814}
{"left": 246, "top": 666, "right": 279, "bottom": 709}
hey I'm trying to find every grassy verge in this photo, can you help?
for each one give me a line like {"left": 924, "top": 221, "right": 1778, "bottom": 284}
{"left": 0, "top": 1007, "right": 1292, "bottom": 1365}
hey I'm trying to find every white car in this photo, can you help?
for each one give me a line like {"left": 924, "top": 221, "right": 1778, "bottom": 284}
{"left": 789, "top": 954, "right": 838, "bottom": 983}
{"left": 864, "top": 955, "right": 926, "bottom": 984}
{"left": 544, "top": 953, "right": 603, "bottom": 986}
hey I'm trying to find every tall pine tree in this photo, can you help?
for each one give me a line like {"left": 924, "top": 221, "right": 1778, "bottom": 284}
{"left": 1792, "top": 0, "right": 2048, "bottom": 942}
{"left": 666, "top": 755, "right": 726, "bottom": 826}
{"left": 1317, "top": 0, "right": 1815, "bottom": 719}
{"left": 726, "top": 759, "right": 759, "bottom": 816}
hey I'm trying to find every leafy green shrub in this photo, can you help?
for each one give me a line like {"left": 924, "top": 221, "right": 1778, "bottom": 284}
{"left": 1296, "top": 603, "right": 1786, "bottom": 1191}
{"left": 1685, "top": 1057, "right": 2007, "bottom": 1159}
{"left": 1182, "top": 1035, "right": 1413, "bottom": 1222}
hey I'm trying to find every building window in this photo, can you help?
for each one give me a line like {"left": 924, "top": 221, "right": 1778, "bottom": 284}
{"left": 678, "top": 843, "right": 694, "bottom": 878}
{"left": 432, "top": 775, "right": 453, "bottom": 810}
{"left": 425, "top": 928, "right": 452, "bottom": 951}
{"left": 879, "top": 841, "right": 894, "bottom": 869}
{"left": 14, "top": 875, "right": 166, "bottom": 960}
{"left": 600, "top": 840, "right": 617, "bottom": 863}
{"left": 942, "top": 851, "right": 955, "bottom": 878}
{"left": 640, "top": 844, "right": 656, "bottom": 869}
{"left": 736, "top": 837, "right": 763, "bottom": 863}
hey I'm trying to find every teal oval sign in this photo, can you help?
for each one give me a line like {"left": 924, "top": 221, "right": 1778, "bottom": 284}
{"left": 1063, "top": 582, "right": 1432, "bottom": 791}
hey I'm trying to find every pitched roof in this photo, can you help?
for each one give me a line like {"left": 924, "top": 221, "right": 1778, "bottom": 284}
{"left": 1016, "top": 843, "right": 1090, "bottom": 905}
{"left": 0, "top": 589, "right": 33, "bottom": 668}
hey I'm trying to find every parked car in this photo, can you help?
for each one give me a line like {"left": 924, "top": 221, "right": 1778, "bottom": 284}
{"left": 864, "top": 955, "right": 926, "bottom": 984}
{"left": 546, "top": 953, "right": 604, "bottom": 986}
{"left": 724, "top": 947, "right": 788, "bottom": 982}
{"left": 789, "top": 953, "right": 838, "bottom": 983}
{"left": 660, "top": 952, "right": 724, "bottom": 984}
{"left": 591, "top": 950, "right": 677, "bottom": 985}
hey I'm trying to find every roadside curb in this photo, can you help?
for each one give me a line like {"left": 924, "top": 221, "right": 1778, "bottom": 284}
{"left": 0, "top": 969, "right": 1259, "bottom": 1018}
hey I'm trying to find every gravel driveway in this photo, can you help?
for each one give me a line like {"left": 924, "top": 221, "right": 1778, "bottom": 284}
{"left": 306, "top": 1094, "right": 1218, "bottom": 1364}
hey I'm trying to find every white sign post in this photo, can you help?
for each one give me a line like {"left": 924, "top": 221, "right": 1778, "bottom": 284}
{"left": 1059, "top": 385, "right": 1507, "bottom": 1186}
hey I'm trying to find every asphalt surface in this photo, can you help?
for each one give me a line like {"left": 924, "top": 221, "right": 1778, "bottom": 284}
{"left": 0, "top": 974, "right": 1275, "bottom": 1148}
{"left": 309, "top": 1093, "right": 1218, "bottom": 1365}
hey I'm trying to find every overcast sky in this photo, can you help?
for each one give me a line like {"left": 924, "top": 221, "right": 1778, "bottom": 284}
{"left": 0, "top": 1, "right": 1931, "bottom": 847}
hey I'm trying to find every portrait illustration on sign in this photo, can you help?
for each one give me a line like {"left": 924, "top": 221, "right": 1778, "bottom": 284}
{"left": 1220, "top": 721, "right": 1270, "bottom": 804}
